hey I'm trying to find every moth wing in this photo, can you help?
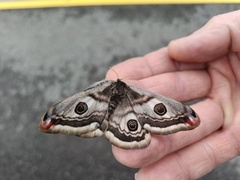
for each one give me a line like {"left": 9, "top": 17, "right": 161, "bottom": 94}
{"left": 128, "top": 85, "right": 200, "bottom": 134}
{"left": 105, "top": 84, "right": 200, "bottom": 149}
{"left": 39, "top": 80, "right": 114, "bottom": 137}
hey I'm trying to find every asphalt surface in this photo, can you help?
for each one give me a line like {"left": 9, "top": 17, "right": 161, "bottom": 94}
{"left": 1, "top": 5, "right": 240, "bottom": 180}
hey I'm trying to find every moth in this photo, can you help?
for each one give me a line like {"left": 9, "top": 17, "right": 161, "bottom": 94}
{"left": 39, "top": 79, "right": 200, "bottom": 149}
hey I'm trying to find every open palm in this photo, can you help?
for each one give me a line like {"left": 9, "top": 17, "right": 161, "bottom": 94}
{"left": 106, "top": 10, "right": 240, "bottom": 179}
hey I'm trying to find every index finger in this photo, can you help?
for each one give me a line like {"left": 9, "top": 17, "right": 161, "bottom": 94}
{"left": 106, "top": 48, "right": 205, "bottom": 81}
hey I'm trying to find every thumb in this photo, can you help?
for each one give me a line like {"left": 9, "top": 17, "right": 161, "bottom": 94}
{"left": 168, "top": 10, "right": 240, "bottom": 63}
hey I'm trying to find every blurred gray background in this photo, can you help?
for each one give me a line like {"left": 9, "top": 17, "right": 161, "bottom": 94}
{"left": 1, "top": 5, "right": 240, "bottom": 180}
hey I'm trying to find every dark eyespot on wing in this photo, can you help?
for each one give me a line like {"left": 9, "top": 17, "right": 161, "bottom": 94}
{"left": 75, "top": 102, "right": 88, "bottom": 115}
{"left": 127, "top": 119, "right": 138, "bottom": 131}
{"left": 154, "top": 103, "right": 167, "bottom": 115}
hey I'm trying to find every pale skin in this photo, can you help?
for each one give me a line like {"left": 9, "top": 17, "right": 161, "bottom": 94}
{"left": 106, "top": 10, "right": 240, "bottom": 179}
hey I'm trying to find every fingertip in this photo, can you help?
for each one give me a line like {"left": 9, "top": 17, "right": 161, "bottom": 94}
{"left": 111, "top": 144, "right": 156, "bottom": 168}
{"left": 168, "top": 38, "right": 187, "bottom": 61}
{"left": 168, "top": 35, "right": 208, "bottom": 62}
{"left": 111, "top": 135, "right": 171, "bottom": 168}
{"left": 111, "top": 145, "right": 142, "bottom": 168}
{"left": 168, "top": 26, "right": 230, "bottom": 63}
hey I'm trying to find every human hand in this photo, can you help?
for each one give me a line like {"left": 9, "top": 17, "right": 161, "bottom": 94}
{"left": 106, "top": 10, "right": 240, "bottom": 179}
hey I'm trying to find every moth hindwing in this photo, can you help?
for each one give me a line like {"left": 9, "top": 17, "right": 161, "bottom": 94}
{"left": 39, "top": 79, "right": 200, "bottom": 149}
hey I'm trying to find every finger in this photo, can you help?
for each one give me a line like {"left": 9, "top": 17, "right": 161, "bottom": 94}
{"left": 112, "top": 99, "right": 223, "bottom": 168}
{"left": 135, "top": 128, "right": 239, "bottom": 180}
{"left": 106, "top": 48, "right": 206, "bottom": 81}
{"left": 135, "top": 70, "right": 211, "bottom": 102}
{"left": 168, "top": 10, "right": 240, "bottom": 62}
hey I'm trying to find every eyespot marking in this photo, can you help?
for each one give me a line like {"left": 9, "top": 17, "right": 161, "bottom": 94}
{"left": 75, "top": 102, "right": 88, "bottom": 115}
{"left": 154, "top": 103, "right": 167, "bottom": 116}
